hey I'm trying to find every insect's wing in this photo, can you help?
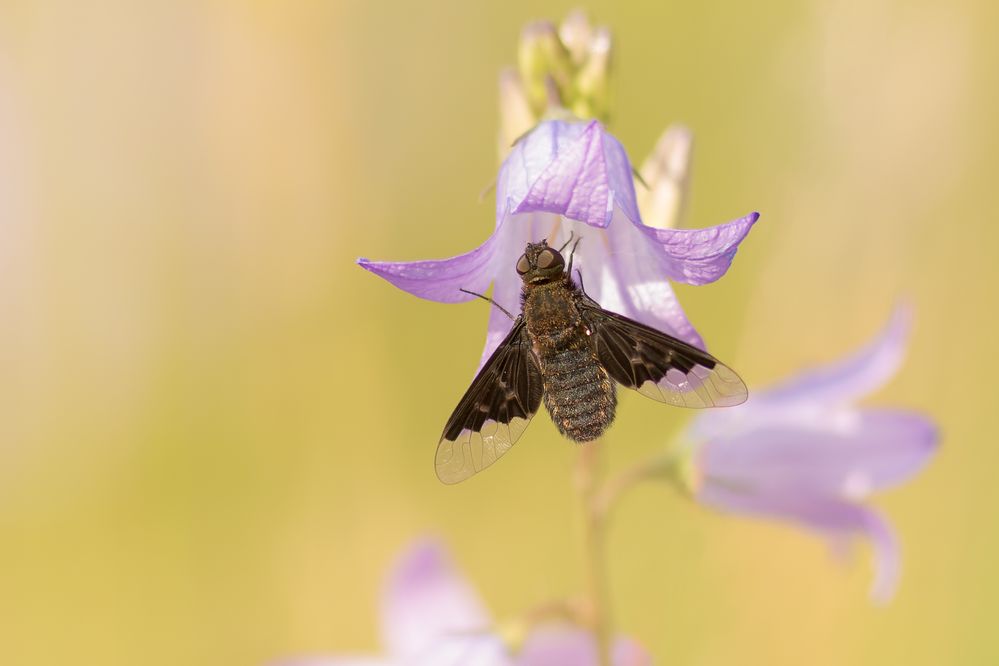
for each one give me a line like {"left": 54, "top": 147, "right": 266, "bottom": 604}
{"left": 436, "top": 319, "right": 544, "bottom": 484}
{"left": 579, "top": 301, "right": 747, "bottom": 408}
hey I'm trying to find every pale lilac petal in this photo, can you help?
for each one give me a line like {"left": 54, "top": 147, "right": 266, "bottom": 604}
{"left": 698, "top": 485, "right": 901, "bottom": 601}
{"left": 415, "top": 635, "right": 512, "bottom": 666}
{"left": 271, "top": 655, "right": 396, "bottom": 666}
{"left": 757, "top": 303, "right": 911, "bottom": 410}
{"left": 690, "top": 304, "right": 913, "bottom": 441}
{"left": 612, "top": 637, "right": 654, "bottom": 666}
{"left": 477, "top": 212, "right": 558, "bottom": 366}
{"left": 381, "top": 539, "right": 491, "bottom": 659}
{"left": 517, "top": 627, "right": 598, "bottom": 666}
{"left": 515, "top": 628, "right": 651, "bottom": 666}
{"left": 635, "top": 211, "right": 759, "bottom": 285}
{"left": 599, "top": 209, "right": 705, "bottom": 348}
{"left": 497, "top": 120, "right": 641, "bottom": 228}
{"left": 700, "top": 409, "right": 938, "bottom": 496}
{"left": 358, "top": 233, "right": 500, "bottom": 304}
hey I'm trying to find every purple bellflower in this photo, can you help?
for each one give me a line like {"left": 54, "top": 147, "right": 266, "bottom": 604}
{"left": 685, "top": 306, "right": 938, "bottom": 602}
{"left": 359, "top": 119, "right": 758, "bottom": 367}
{"left": 281, "top": 539, "right": 651, "bottom": 666}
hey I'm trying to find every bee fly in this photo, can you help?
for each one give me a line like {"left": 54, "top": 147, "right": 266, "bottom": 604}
{"left": 435, "top": 238, "right": 748, "bottom": 484}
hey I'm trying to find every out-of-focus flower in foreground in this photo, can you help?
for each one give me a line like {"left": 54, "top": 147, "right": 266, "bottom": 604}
{"left": 281, "top": 539, "right": 650, "bottom": 666}
{"left": 684, "top": 306, "right": 938, "bottom": 602}
{"left": 359, "top": 119, "right": 758, "bottom": 366}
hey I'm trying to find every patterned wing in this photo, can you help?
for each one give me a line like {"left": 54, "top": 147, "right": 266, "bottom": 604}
{"left": 436, "top": 319, "right": 544, "bottom": 484}
{"left": 578, "top": 301, "right": 747, "bottom": 409}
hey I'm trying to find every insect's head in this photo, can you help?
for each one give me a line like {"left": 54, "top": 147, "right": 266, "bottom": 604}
{"left": 516, "top": 241, "right": 566, "bottom": 284}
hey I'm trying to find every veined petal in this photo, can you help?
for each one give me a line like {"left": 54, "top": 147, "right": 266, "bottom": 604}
{"left": 497, "top": 120, "right": 641, "bottom": 229}
{"left": 381, "top": 539, "right": 491, "bottom": 659}
{"left": 598, "top": 209, "right": 705, "bottom": 348}
{"left": 697, "top": 484, "right": 901, "bottom": 602}
{"left": 358, "top": 237, "right": 499, "bottom": 305}
{"left": 698, "top": 409, "right": 938, "bottom": 497}
{"left": 478, "top": 212, "right": 556, "bottom": 367}
{"left": 636, "top": 211, "right": 759, "bottom": 285}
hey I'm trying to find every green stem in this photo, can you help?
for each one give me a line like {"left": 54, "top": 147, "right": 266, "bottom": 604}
{"left": 595, "top": 451, "right": 681, "bottom": 518}
{"left": 575, "top": 439, "right": 611, "bottom": 666}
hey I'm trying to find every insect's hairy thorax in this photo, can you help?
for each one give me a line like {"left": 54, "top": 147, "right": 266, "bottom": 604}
{"left": 521, "top": 278, "right": 585, "bottom": 350}
{"left": 521, "top": 277, "right": 617, "bottom": 442}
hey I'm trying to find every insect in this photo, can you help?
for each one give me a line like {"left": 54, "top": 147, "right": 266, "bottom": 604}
{"left": 435, "top": 238, "right": 747, "bottom": 484}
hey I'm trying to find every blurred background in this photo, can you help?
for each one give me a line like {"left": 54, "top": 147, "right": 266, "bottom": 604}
{"left": 1, "top": 0, "right": 997, "bottom": 664}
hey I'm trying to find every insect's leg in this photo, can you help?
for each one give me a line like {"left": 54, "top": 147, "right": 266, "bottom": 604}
{"left": 575, "top": 269, "right": 587, "bottom": 294}
{"left": 565, "top": 235, "right": 583, "bottom": 275}
{"left": 458, "top": 288, "right": 516, "bottom": 321}
{"left": 558, "top": 230, "right": 576, "bottom": 253}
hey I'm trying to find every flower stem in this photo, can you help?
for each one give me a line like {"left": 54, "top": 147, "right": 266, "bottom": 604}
{"left": 595, "top": 451, "right": 679, "bottom": 517}
{"left": 575, "top": 438, "right": 611, "bottom": 666}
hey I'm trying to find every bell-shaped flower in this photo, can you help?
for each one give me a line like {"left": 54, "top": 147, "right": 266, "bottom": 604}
{"left": 359, "top": 119, "right": 758, "bottom": 366}
{"left": 279, "top": 539, "right": 651, "bottom": 666}
{"left": 686, "top": 306, "right": 938, "bottom": 602}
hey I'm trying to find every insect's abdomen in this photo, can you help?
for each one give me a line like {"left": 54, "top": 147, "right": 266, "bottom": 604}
{"left": 541, "top": 342, "right": 617, "bottom": 442}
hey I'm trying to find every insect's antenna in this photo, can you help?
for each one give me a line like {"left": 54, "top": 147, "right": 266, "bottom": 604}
{"left": 458, "top": 288, "right": 516, "bottom": 321}
{"left": 558, "top": 231, "right": 576, "bottom": 253}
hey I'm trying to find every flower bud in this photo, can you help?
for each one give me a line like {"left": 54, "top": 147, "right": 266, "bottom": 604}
{"left": 517, "top": 20, "right": 573, "bottom": 116}
{"left": 498, "top": 68, "right": 536, "bottom": 156}
{"left": 558, "top": 9, "right": 594, "bottom": 66}
{"left": 570, "top": 26, "right": 612, "bottom": 122}
{"left": 637, "top": 124, "right": 693, "bottom": 229}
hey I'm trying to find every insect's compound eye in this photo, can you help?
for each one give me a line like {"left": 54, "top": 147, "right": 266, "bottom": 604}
{"left": 516, "top": 254, "right": 531, "bottom": 274}
{"left": 536, "top": 249, "right": 560, "bottom": 269}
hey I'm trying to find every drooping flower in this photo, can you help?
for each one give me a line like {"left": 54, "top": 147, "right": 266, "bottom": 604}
{"left": 359, "top": 119, "right": 758, "bottom": 367}
{"left": 684, "top": 306, "right": 938, "bottom": 602}
{"left": 280, "top": 539, "right": 651, "bottom": 666}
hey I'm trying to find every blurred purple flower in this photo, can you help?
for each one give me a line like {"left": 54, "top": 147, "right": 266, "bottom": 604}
{"left": 687, "top": 306, "right": 938, "bottom": 602}
{"left": 282, "top": 539, "right": 651, "bottom": 666}
{"left": 359, "top": 119, "right": 758, "bottom": 365}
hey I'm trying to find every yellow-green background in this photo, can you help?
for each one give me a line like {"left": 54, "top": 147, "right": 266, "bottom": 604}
{"left": 1, "top": 0, "right": 996, "bottom": 664}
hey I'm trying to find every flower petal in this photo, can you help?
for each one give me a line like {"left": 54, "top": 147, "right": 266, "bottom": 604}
{"left": 381, "top": 539, "right": 491, "bottom": 659}
{"left": 697, "top": 485, "right": 901, "bottom": 602}
{"left": 690, "top": 304, "right": 913, "bottom": 440}
{"left": 515, "top": 628, "right": 652, "bottom": 666}
{"left": 635, "top": 211, "right": 759, "bottom": 285}
{"left": 497, "top": 120, "right": 641, "bottom": 229}
{"left": 271, "top": 656, "right": 393, "bottom": 666}
{"left": 699, "top": 409, "right": 938, "bottom": 497}
{"left": 415, "top": 635, "right": 512, "bottom": 666}
{"left": 357, "top": 234, "right": 500, "bottom": 304}
{"left": 477, "top": 212, "right": 557, "bottom": 367}
{"left": 755, "top": 303, "right": 911, "bottom": 410}
{"left": 612, "top": 637, "right": 654, "bottom": 666}
{"left": 595, "top": 209, "right": 705, "bottom": 348}
{"left": 516, "top": 627, "right": 598, "bottom": 666}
